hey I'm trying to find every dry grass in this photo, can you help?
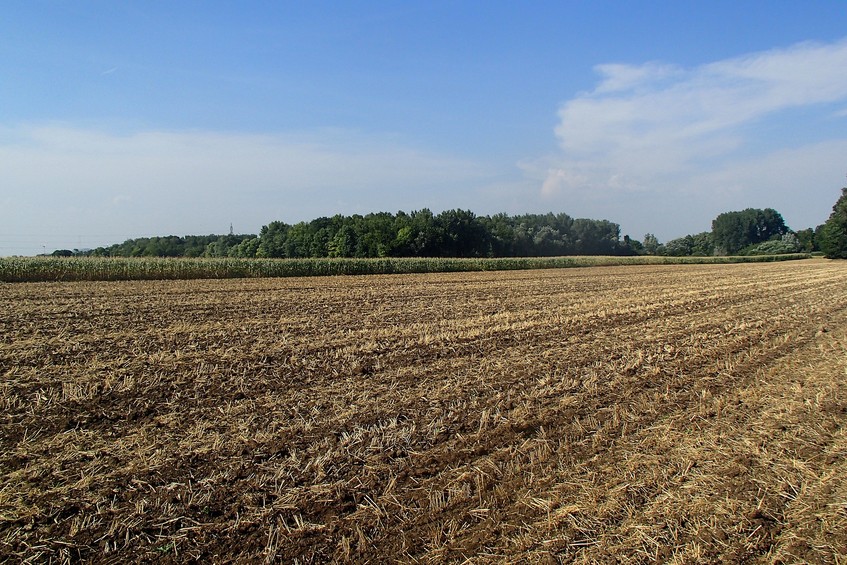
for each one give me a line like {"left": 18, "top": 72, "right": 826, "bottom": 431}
{"left": 1, "top": 260, "right": 845, "bottom": 563}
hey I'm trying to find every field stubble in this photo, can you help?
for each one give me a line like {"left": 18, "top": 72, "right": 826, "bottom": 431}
{"left": 1, "top": 261, "right": 846, "bottom": 563}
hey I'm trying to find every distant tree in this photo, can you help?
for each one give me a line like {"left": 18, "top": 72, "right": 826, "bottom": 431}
{"left": 228, "top": 237, "right": 260, "bottom": 257}
{"left": 390, "top": 211, "right": 414, "bottom": 256}
{"left": 481, "top": 213, "right": 518, "bottom": 256}
{"left": 311, "top": 228, "right": 331, "bottom": 257}
{"left": 711, "top": 208, "right": 788, "bottom": 254}
{"left": 818, "top": 187, "right": 847, "bottom": 259}
{"left": 141, "top": 236, "right": 183, "bottom": 257}
{"left": 504, "top": 222, "right": 525, "bottom": 256}
{"left": 794, "top": 228, "right": 817, "bottom": 253}
{"left": 256, "top": 221, "right": 290, "bottom": 258}
{"left": 283, "top": 222, "right": 315, "bottom": 258}
{"left": 358, "top": 212, "right": 396, "bottom": 257}
{"left": 204, "top": 234, "right": 252, "bottom": 257}
{"left": 689, "top": 232, "right": 715, "bottom": 256}
{"left": 571, "top": 219, "right": 620, "bottom": 255}
{"left": 712, "top": 212, "right": 746, "bottom": 254}
{"left": 642, "top": 233, "right": 660, "bottom": 255}
{"left": 748, "top": 233, "right": 801, "bottom": 255}
{"left": 533, "top": 226, "right": 567, "bottom": 256}
{"left": 758, "top": 208, "right": 788, "bottom": 241}
{"left": 656, "top": 232, "right": 711, "bottom": 257}
{"left": 662, "top": 235, "right": 694, "bottom": 257}
{"left": 436, "top": 209, "right": 487, "bottom": 257}
{"left": 622, "top": 235, "right": 642, "bottom": 255}
{"left": 407, "top": 209, "right": 441, "bottom": 256}
{"left": 328, "top": 225, "right": 357, "bottom": 257}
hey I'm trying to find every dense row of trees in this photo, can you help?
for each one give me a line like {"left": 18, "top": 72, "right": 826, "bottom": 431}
{"left": 254, "top": 211, "right": 628, "bottom": 258}
{"left": 57, "top": 234, "right": 257, "bottom": 258}
{"left": 73, "top": 210, "right": 631, "bottom": 259}
{"left": 54, "top": 188, "right": 847, "bottom": 260}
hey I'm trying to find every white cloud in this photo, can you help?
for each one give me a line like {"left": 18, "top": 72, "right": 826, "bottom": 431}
{"left": 545, "top": 38, "right": 847, "bottom": 199}
{"left": 3, "top": 125, "right": 486, "bottom": 193}
{"left": 593, "top": 62, "right": 682, "bottom": 94}
{"left": 0, "top": 124, "right": 496, "bottom": 255}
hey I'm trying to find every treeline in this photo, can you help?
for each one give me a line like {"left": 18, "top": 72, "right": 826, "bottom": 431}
{"left": 69, "top": 210, "right": 632, "bottom": 259}
{"left": 54, "top": 188, "right": 847, "bottom": 260}
{"left": 654, "top": 207, "right": 819, "bottom": 257}
{"left": 53, "top": 234, "right": 257, "bottom": 258}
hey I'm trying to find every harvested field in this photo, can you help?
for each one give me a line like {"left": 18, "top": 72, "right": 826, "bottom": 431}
{"left": 1, "top": 260, "right": 846, "bottom": 563}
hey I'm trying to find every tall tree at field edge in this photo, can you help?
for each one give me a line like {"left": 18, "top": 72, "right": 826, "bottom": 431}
{"left": 818, "top": 187, "right": 847, "bottom": 259}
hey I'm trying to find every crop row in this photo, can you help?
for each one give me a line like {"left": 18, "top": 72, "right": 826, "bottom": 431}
{"left": 0, "top": 253, "right": 810, "bottom": 282}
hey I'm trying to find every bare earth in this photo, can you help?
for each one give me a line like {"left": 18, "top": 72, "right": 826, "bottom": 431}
{"left": 1, "top": 261, "right": 846, "bottom": 563}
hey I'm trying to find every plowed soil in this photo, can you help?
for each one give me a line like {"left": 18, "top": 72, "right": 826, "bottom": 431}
{"left": 1, "top": 261, "right": 846, "bottom": 563}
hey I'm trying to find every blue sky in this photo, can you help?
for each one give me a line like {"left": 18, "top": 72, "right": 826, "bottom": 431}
{"left": 2, "top": 1, "right": 847, "bottom": 255}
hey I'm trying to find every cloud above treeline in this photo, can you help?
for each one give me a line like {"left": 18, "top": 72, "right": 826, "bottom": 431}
{"left": 542, "top": 38, "right": 847, "bottom": 198}
{"left": 1, "top": 125, "right": 488, "bottom": 199}
{"left": 0, "top": 125, "right": 499, "bottom": 252}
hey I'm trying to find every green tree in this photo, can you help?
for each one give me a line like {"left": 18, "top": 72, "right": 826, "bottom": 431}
{"left": 571, "top": 219, "right": 621, "bottom": 255}
{"left": 391, "top": 211, "right": 414, "bottom": 256}
{"left": 747, "top": 233, "right": 800, "bottom": 255}
{"left": 818, "top": 187, "right": 847, "bottom": 259}
{"left": 794, "top": 228, "right": 817, "bottom": 252}
{"left": 328, "top": 225, "right": 357, "bottom": 257}
{"left": 690, "top": 232, "right": 715, "bottom": 256}
{"left": 533, "top": 226, "right": 567, "bottom": 256}
{"left": 662, "top": 235, "right": 694, "bottom": 256}
{"left": 229, "top": 237, "right": 260, "bottom": 257}
{"left": 711, "top": 208, "right": 788, "bottom": 254}
{"left": 257, "top": 221, "right": 290, "bottom": 258}
{"left": 481, "top": 213, "right": 517, "bottom": 256}
{"left": 622, "top": 235, "right": 643, "bottom": 255}
{"left": 358, "top": 212, "right": 396, "bottom": 257}
{"left": 408, "top": 209, "right": 441, "bottom": 256}
{"left": 284, "top": 222, "right": 315, "bottom": 258}
{"left": 436, "top": 209, "right": 487, "bottom": 257}
{"left": 642, "top": 233, "right": 660, "bottom": 255}
{"left": 204, "top": 234, "right": 252, "bottom": 257}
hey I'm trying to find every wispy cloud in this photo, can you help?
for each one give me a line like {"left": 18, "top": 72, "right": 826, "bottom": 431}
{"left": 542, "top": 38, "right": 847, "bottom": 197}
{"left": 5, "top": 125, "right": 487, "bottom": 192}
{"left": 0, "top": 125, "right": 497, "bottom": 253}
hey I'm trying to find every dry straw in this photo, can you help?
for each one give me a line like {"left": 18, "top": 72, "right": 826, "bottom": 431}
{"left": 0, "top": 261, "right": 844, "bottom": 562}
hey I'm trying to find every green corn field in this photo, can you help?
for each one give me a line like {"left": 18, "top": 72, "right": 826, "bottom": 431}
{"left": 0, "top": 254, "right": 813, "bottom": 283}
